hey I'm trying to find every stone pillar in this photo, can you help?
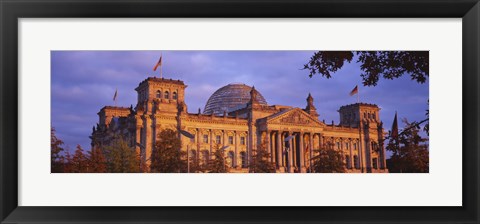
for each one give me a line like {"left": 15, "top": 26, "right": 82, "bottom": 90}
{"left": 234, "top": 131, "right": 238, "bottom": 168}
{"left": 135, "top": 124, "right": 142, "bottom": 162}
{"left": 309, "top": 133, "right": 314, "bottom": 172}
{"left": 270, "top": 132, "right": 275, "bottom": 163}
{"left": 276, "top": 131, "right": 282, "bottom": 169}
{"left": 144, "top": 116, "right": 152, "bottom": 168}
{"left": 223, "top": 130, "right": 226, "bottom": 148}
{"left": 209, "top": 130, "right": 213, "bottom": 158}
{"left": 266, "top": 130, "right": 271, "bottom": 160}
{"left": 348, "top": 140, "right": 354, "bottom": 168}
{"left": 287, "top": 131, "right": 293, "bottom": 173}
{"left": 292, "top": 133, "right": 296, "bottom": 168}
{"left": 299, "top": 132, "right": 305, "bottom": 172}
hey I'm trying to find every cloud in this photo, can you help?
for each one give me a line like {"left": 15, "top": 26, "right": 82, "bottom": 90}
{"left": 52, "top": 50, "right": 429, "bottom": 151}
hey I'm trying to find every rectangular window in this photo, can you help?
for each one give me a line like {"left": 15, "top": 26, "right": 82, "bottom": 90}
{"left": 203, "top": 135, "right": 208, "bottom": 143}
{"left": 346, "top": 143, "right": 350, "bottom": 150}
{"left": 216, "top": 135, "right": 221, "bottom": 144}
{"left": 354, "top": 143, "right": 357, "bottom": 150}
{"left": 228, "top": 136, "right": 234, "bottom": 145}
{"left": 336, "top": 142, "right": 340, "bottom": 150}
{"left": 373, "top": 158, "right": 378, "bottom": 169}
{"left": 240, "top": 137, "right": 245, "bottom": 145}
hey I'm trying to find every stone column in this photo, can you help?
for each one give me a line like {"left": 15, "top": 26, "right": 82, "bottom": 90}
{"left": 144, "top": 116, "right": 152, "bottom": 168}
{"left": 234, "top": 131, "right": 238, "bottom": 168}
{"left": 299, "top": 132, "right": 305, "bottom": 172}
{"left": 287, "top": 131, "right": 293, "bottom": 173}
{"left": 349, "top": 139, "right": 353, "bottom": 169}
{"left": 223, "top": 130, "right": 226, "bottom": 148}
{"left": 270, "top": 132, "right": 275, "bottom": 163}
{"left": 309, "top": 133, "right": 314, "bottom": 172}
{"left": 209, "top": 130, "right": 213, "bottom": 158}
{"left": 276, "top": 131, "right": 282, "bottom": 169}
{"left": 135, "top": 124, "right": 142, "bottom": 163}
{"left": 292, "top": 133, "right": 296, "bottom": 168}
{"left": 266, "top": 130, "right": 271, "bottom": 160}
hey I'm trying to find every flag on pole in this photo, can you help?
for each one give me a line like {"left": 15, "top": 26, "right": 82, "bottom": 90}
{"left": 113, "top": 89, "right": 118, "bottom": 101}
{"left": 391, "top": 112, "right": 399, "bottom": 140}
{"left": 349, "top": 85, "right": 358, "bottom": 96}
{"left": 153, "top": 55, "right": 162, "bottom": 71}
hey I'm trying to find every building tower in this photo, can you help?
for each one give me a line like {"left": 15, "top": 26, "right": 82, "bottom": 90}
{"left": 304, "top": 93, "right": 319, "bottom": 118}
{"left": 133, "top": 77, "right": 188, "bottom": 169}
{"left": 338, "top": 103, "right": 387, "bottom": 172}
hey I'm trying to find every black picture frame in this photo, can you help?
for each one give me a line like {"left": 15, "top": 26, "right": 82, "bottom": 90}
{"left": 1, "top": 0, "right": 479, "bottom": 223}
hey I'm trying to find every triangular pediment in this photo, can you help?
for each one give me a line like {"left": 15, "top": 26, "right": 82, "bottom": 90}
{"left": 266, "top": 108, "right": 324, "bottom": 127}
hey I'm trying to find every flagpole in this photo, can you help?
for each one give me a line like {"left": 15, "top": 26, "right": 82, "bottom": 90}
{"left": 357, "top": 84, "right": 360, "bottom": 103}
{"left": 160, "top": 53, "right": 163, "bottom": 79}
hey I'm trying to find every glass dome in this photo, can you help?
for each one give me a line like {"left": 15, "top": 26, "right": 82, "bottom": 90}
{"left": 203, "top": 83, "right": 267, "bottom": 115}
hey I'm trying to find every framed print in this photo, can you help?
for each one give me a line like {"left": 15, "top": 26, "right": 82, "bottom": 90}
{"left": 1, "top": 0, "right": 479, "bottom": 223}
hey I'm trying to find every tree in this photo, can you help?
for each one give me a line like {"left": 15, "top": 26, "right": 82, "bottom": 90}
{"left": 188, "top": 151, "right": 205, "bottom": 173}
{"left": 63, "top": 149, "right": 73, "bottom": 173}
{"left": 207, "top": 144, "right": 229, "bottom": 173}
{"left": 104, "top": 137, "right": 140, "bottom": 173}
{"left": 311, "top": 147, "right": 346, "bottom": 173}
{"left": 51, "top": 127, "right": 65, "bottom": 173}
{"left": 71, "top": 144, "right": 88, "bottom": 173}
{"left": 150, "top": 129, "right": 186, "bottom": 173}
{"left": 304, "top": 51, "right": 430, "bottom": 139}
{"left": 87, "top": 146, "right": 107, "bottom": 173}
{"left": 249, "top": 143, "right": 276, "bottom": 173}
{"left": 303, "top": 51, "right": 429, "bottom": 86}
{"left": 387, "top": 119, "right": 429, "bottom": 173}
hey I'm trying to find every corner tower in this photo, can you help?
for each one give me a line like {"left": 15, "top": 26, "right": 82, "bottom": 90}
{"left": 338, "top": 103, "right": 380, "bottom": 127}
{"left": 134, "top": 77, "right": 187, "bottom": 114}
{"left": 304, "top": 93, "right": 319, "bottom": 118}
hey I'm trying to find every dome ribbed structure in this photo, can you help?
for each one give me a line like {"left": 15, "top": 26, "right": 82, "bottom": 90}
{"left": 203, "top": 83, "right": 267, "bottom": 115}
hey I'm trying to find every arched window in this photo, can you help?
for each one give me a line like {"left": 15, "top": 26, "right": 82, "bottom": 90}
{"left": 190, "top": 150, "right": 197, "bottom": 161}
{"left": 164, "top": 91, "right": 169, "bottom": 99}
{"left": 240, "top": 152, "right": 247, "bottom": 168}
{"left": 172, "top": 92, "right": 178, "bottom": 100}
{"left": 345, "top": 155, "right": 351, "bottom": 169}
{"left": 228, "top": 151, "right": 235, "bottom": 168}
{"left": 354, "top": 155, "right": 360, "bottom": 169}
{"left": 202, "top": 150, "right": 209, "bottom": 165}
{"left": 156, "top": 90, "right": 161, "bottom": 98}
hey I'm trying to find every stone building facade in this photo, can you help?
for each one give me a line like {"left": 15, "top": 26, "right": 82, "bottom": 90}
{"left": 91, "top": 77, "right": 388, "bottom": 173}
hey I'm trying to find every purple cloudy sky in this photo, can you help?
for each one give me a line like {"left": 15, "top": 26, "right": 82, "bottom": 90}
{"left": 51, "top": 51, "right": 429, "bottom": 152}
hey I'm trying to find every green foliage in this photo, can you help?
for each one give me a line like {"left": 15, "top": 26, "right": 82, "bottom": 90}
{"left": 150, "top": 129, "right": 186, "bottom": 173}
{"left": 188, "top": 151, "right": 205, "bottom": 173}
{"left": 51, "top": 127, "right": 65, "bottom": 173}
{"left": 104, "top": 137, "right": 140, "bottom": 173}
{"left": 311, "top": 148, "right": 346, "bottom": 173}
{"left": 304, "top": 51, "right": 429, "bottom": 86}
{"left": 387, "top": 119, "right": 429, "bottom": 173}
{"left": 249, "top": 143, "right": 276, "bottom": 173}
{"left": 207, "top": 144, "right": 229, "bottom": 173}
